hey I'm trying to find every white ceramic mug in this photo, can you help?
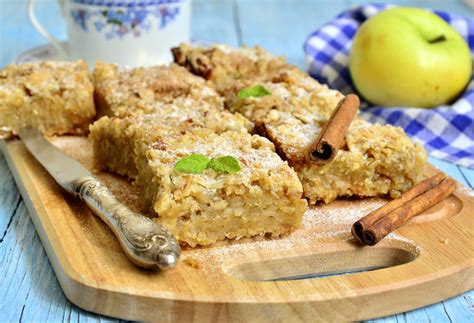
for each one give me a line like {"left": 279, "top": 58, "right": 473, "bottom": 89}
{"left": 28, "top": 0, "right": 191, "bottom": 67}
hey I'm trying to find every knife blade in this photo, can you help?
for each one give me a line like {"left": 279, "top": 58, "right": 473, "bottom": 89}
{"left": 19, "top": 127, "right": 90, "bottom": 194}
{"left": 18, "top": 128, "right": 180, "bottom": 270}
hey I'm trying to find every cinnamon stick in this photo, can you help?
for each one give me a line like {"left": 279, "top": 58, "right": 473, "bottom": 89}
{"left": 308, "top": 94, "right": 360, "bottom": 164}
{"left": 363, "top": 178, "right": 456, "bottom": 245}
{"left": 351, "top": 174, "right": 456, "bottom": 246}
{"left": 351, "top": 173, "right": 447, "bottom": 244}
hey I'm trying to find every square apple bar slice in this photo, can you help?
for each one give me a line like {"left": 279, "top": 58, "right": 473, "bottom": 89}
{"left": 90, "top": 96, "right": 252, "bottom": 179}
{"left": 90, "top": 112, "right": 307, "bottom": 246}
{"left": 93, "top": 61, "right": 223, "bottom": 118}
{"left": 172, "top": 43, "right": 291, "bottom": 93}
{"left": 0, "top": 60, "right": 95, "bottom": 138}
{"left": 231, "top": 80, "right": 427, "bottom": 203}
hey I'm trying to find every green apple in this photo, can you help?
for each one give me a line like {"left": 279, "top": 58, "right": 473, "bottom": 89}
{"left": 349, "top": 7, "right": 472, "bottom": 108}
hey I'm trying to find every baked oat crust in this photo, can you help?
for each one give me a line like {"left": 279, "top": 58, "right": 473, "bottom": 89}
{"left": 172, "top": 43, "right": 290, "bottom": 92}
{"left": 0, "top": 60, "right": 95, "bottom": 138}
{"left": 93, "top": 61, "right": 223, "bottom": 118}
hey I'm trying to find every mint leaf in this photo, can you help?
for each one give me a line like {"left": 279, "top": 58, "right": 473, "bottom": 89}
{"left": 237, "top": 85, "right": 271, "bottom": 99}
{"left": 175, "top": 154, "right": 210, "bottom": 174}
{"left": 207, "top": 156, "right": 241, "bottom": 174}
{"left": 175, "top": 154, "right": 241, "bottom": 175}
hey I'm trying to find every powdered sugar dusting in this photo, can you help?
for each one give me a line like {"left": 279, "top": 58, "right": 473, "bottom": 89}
{"left": 457, "top": 185, "right": 474, "bottom": 197}
{"left": 182, "top": 229, "right": 419, "bottom": 279}
{"left": 302, "top": 198, "right": 386, "bottom": 228}
{"left": 183, "top": 231, "right": 337, "bottom": 273}
{"left": 386, "top": 232, "right": 417, "bottom": 245}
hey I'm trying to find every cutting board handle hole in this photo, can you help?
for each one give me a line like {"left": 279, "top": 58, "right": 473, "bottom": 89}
{"left": 224, "top": 243, "right": 419, "bottom": 282}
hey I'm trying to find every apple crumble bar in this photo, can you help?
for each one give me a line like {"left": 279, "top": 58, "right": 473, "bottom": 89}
{"left": 172, "top": 43, "right": 290, "bottom": 93}
{"left": 173, "top": 44, "right": 428, "bottom": 203}
{"left": 0, "top": 60, "right": 95, "bottom": 138}
{"left": 90, "top": 112, "right": 307, "bottom": 246}
{"left": 90, "top": 97, "right": 252, "bottom": 178}
{"left": 93, "top": 61, "right": 223, "bottom": 118}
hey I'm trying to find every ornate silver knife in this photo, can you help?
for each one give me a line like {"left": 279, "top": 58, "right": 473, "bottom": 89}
{"left": 18, "top": 128, "right": 181, "bottom": 270}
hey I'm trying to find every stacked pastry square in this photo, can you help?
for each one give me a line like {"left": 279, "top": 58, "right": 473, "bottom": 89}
{"left": 0, "top": 44, "right": 427, "bottom": 247}
{"left": 90, "top": 61, "right": 308, "bottom": 247}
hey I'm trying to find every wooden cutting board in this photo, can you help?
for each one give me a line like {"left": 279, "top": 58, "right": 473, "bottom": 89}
{"left": 1, "top": 136, "right": 473, "bottom": 322}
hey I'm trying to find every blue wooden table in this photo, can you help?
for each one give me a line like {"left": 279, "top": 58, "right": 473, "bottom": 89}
{"left": 0, "top": 0, "right": 473, "bottom": 321}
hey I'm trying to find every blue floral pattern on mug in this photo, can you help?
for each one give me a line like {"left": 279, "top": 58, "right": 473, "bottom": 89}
{"left": 70, "top": 2, "right": 182, "bottom": 39}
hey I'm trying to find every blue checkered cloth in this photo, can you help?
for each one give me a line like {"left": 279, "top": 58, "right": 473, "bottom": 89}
{"left": 304, "top": 4, "right": 474, "bottom": 169}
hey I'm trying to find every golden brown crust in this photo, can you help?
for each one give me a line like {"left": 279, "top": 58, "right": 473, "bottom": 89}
{"left": 93, "top": 61, "right": 223, "bottom": 118}
{"left": 90, "top": 97, "right": 253, "bottom": 178}
{"left": 0, "top": 60, "right": 95, "bottom": 138}
{"left": 224, "top": 80, "right": 345, "bottom": 162}
{"left": 294, "top": 120, "right": 427, "bottom": 203}
{"left": 171, "top": 43, "right": 290, "bottom": 92}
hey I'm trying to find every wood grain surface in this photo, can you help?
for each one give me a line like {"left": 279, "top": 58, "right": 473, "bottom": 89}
{"left": 1, "top": 136, "right": 473, "bottom": 321}
{"left": 0, "top": 0, "right": 473, "bottom": 322}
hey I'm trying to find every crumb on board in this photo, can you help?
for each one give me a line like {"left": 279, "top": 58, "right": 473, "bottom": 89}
{"left": 182, "top": 257, "right": 200, "bottom": 269}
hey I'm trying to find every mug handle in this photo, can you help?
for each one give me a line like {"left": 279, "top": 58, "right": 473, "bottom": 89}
{"left": 28, "top": 0, "right": 68, "bottom": 59}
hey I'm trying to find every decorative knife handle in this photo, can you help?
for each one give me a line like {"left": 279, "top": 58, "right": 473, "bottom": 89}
{"left": 71, "top": 176, "right": 181, "bottom": 270}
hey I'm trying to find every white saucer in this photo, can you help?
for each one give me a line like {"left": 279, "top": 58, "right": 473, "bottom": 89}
{"left": 14, "top": 40, "right": 211, "bottom": 65}
{"left": 15, "top": 42, "right": 66, "bottom": 64}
